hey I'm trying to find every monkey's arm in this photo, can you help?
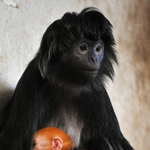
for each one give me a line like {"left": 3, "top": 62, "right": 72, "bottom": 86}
{"left": 80, "top": 88, "right": 133, "bottom": 150}
{"left": 104, "top": 89, "right": 134, "bottom": 150}
{"left": 94, "top": 89, "right": 133, "bottom": 150}
{"left": 0, "top": 60, "right": 45, "bottom": 150}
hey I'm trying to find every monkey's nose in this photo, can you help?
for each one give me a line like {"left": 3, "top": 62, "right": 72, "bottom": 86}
{"left": 91, "top": 57, "right": 97, "bottom": 64}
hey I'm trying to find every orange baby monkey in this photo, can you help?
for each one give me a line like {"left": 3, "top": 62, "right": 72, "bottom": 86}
{"left": 33, "top": 127, "right": 72, "bottom": 150}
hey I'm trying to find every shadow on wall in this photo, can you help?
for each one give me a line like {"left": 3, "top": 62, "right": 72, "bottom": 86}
{"left": 0, "top": 80, "right": 14, "bottom": 126}
{"left": 0, "top": 87, "right": 14, "bottom": 113}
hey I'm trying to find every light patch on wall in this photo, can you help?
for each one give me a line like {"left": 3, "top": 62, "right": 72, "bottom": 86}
{"left": 0, "top": 56, "right": 8, "bottom": 62}
{"left": 2, "top": 0, "right": 19, "bottom": 8}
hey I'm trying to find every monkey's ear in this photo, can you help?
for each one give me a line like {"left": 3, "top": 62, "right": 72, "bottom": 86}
{"left": 37, "top": 26, "right": 54, "bottom": 78}
{"left": 38, "top": 51, "right": 49, "bottom": 78}
{"left": 52, "top": 137, "right": 63, "bottom": 150}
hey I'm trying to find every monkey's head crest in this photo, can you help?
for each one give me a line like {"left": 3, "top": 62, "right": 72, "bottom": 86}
{"left": 37, "top": 7, "right": 117, "bottom": 86}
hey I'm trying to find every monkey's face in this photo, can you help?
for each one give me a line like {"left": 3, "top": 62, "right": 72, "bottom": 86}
{"left": 38, "top": 8, "right": 117, "bottom": 85}
{"left": 61, "top": 38, "right": 104, "bottom": 79}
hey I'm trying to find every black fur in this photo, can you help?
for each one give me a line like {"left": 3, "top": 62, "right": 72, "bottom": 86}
{"left": 0, "top": 7, "right": 134, "bottom": 150}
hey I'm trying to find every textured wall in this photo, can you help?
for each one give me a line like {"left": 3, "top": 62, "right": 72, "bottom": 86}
{"left": 0, "top": 0, "right": 150, "bottom": 149}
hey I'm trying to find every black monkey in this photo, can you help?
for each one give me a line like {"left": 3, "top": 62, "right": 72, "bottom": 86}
{"left": 0, "top": 7, "right": 134, "bottom": 150}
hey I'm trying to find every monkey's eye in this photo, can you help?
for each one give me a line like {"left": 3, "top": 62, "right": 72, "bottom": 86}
{"left": 96, "top": 45, "right": 102, "bottom": 52}
{"left": 80, "top": 45, "right": 87, "bottom": 51}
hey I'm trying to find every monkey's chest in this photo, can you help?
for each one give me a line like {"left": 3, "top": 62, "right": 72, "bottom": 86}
{"left": 48, "top": 108, "right": 84, "bottom": 148}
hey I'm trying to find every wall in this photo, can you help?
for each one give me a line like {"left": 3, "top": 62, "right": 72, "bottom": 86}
{"left": 0, "top": 0, "right": 150, "bottom": 149}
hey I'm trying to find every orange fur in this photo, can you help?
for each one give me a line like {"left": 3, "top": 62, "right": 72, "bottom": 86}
{"left": 33, "top": 127, "right": 72, "bottom": 150}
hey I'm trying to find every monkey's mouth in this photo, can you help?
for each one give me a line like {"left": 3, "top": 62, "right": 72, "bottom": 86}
{"left": 82, "top": 69, "right": 98, "bottom": 76}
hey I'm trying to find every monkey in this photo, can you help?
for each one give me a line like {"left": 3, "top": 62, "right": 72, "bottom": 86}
{"left": 32, "top": 127, "right": 72, "bottom": 150}
{"left": 0, "top": 7, "right": 134, "bottom": 150}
